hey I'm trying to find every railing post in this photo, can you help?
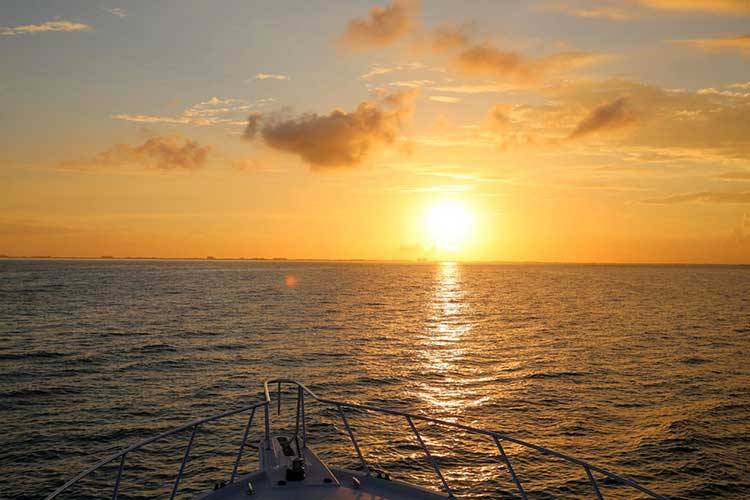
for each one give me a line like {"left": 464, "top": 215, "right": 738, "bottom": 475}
{"left": 406, "top": 416, "right": 453, "bottom": 497}
{"left": 338, "top": 405, "right": 370, "bottom": 476}
{"left": 300, "top": 388, "right": 306, "bottom": 449}
{"left": 111, "top": 453, "right": 126, "bottom": 500}
{"left": 170, "top": 424, "right": 198, "bottom": 500}
{"left": 493, "top": 435, "right": 527, "bottom": 500}
{"left": 295, "top": 387, "right": 301, "bottom": 437}
{"left": 277, "top": 381, "right": 282, "bottom": 415}
{"left": 584, "top": 465, "right": 604, "bottom": 500}
{"left": 230, "top": 408, "right": 256, "bottom": 483}
{"left": 264, "top": 402, "right": 271, "bottom": 450}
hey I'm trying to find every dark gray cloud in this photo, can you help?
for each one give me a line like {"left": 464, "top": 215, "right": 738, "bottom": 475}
{"left": 243, "top": 113, "right": 263, "bottom": 140}
{"left": 243, "top": 90, "right": 416, "bottom": 168}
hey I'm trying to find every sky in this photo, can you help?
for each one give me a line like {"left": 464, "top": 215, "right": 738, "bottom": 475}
{"left": 1, "top": 0, "right": 749, "bottom": 263}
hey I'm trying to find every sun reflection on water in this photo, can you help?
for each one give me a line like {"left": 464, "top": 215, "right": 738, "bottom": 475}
{"left": 417, "top": 261, "right": 480, "bottom": 416}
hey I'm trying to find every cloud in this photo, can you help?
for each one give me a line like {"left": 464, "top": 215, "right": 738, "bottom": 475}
{"left": 243, "top": 90, "right": 416, "bottom": 168}
{"left": 339, "top": 0, "right": 417, "bottom": 48}
{"left": 346, "top": 10, "right": 600, "bottom": 87}
{"left": 243, "top": 113, "right": 263, "bottom": 140}
{"left": 488, "top": 104, "right": 512, "bottom": 129}
{"left": 546, "top": 2, "right": 633, "bottom": 21}
{"left": 571, "top": 6, "right": 632, "bottom": 19}
{"left": 643, "top": 191, "right": 750, "bottom": 204}
{"left": 640, "top": 0, "right": 750, "bottom": 14}
{"left": 475, "top": 78, "right": 750, "bottom": 160}
{"left": 697, "top": 87, "right": 750, "bottom": 98}
{"left": 389, "top": 79, "right": 434, "bottom": 88}
{"left": 454, "top": 43, "right": 528, "bottom": 79}
{"left": 718, "top": 171, "right": 750, "bottom": 181}
{"left": 359, "top": 62, "right": 444, "bottom": 80}
{"left": 60, "top": 136, "right": 212, "bottom": 171}
{"left": 427, "top": 22, "right": 474, "bottom": 51}
{"left": 429, "top": 95, "right": 462, "bottom": 103}
{"left": 673, "top": 35, "right": 750, "bottom": 55}
{"left": 548, "top": 0, "right": 750, "bottom": 19}
{"left": 729, "top": 82, "right": 750, "bottom": 90}
{"left": 255, "top": 73, "right": 289, "bottom": 80}
{"left": 430, "top": 83, "right": 515, "bottom": 94}
{"left": 102, "top": 7, "right": 127, "bottom": 18}
{"left": 1, "top": 19, "right": 91, "bottom": 36}
{"left": 569, "top": 98, "right": 637, "bottom": 139}
{"left": 452, "top": 42, "right": 604, "bottom": 83}
{"left": 114, "top": 96, "right": 266, "bottom": 126}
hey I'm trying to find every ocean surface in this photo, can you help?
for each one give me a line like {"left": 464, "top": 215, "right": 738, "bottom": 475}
{"left": 1, "top": 260, "right": 748, "bottom": 499}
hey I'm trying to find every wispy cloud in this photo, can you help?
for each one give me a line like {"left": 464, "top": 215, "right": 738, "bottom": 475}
{"left": 697, "top": 87, "right": 750, "bottom": 98}
{"left": 59, "top": 136, "right": 213, "bottom": 172}
{"left": 674, "top": 35, "right": 750, "bottom": 55}
{"left": 359, "top": 62, "right": 439, "bottom": 80}
{"left": 422, "top": 22, "right": 475, "bottom": 51}
{"left": 718, "top": 171, "right": 750, "bottom": 181}
{"left": 430, "top": 83, "right": 514, "bottom": 94}
{"left": 641, "top": 0, "right": 750, "bottom": 14}
{"left": 113, "top": 97, "right": 271, "bottom": 127}
{"left": 546, "top": 0, "right": 750, "bottom": 20}
{"left": 429, "top": 95, "right": 462, "bottom": 103}
{"left": 452, "top": 42, "right": 605, "bottom": 84}
{"left": 571, "top": 5, "right": 632, "bottom": 20}
{"left": 1, "top": 19, "right": 91, "bottom": 36}
{"left": 388, "top": 80, "right": 434, "bottom": 88}
{"left": 643, "top": 191, "right": 750, "bottom": 204}
{"left": 545, "top": 2, "right": 633, "bottom": 21}
{"left": 255, "top": 73, "right": 289, "bottom": 81}
{"left": 569, "top": 98, "right": 637, "bottom": 139}
{"left": 101, "top": 7, "right": 127, "bottom": 18}
{"left": 473, "top": 78, "right": 750, "bottom": 161}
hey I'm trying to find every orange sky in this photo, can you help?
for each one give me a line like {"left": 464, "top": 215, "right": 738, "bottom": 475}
{"left": 1, "top": 0, "right": 749, "bottom": 263}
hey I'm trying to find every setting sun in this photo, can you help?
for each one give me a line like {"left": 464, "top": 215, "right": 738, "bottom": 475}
{"left": 425, "top": 200, "right": 474, "bottom": 253}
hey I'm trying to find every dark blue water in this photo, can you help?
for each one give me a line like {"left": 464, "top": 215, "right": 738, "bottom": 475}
{"left": 1, "top": 260, "right": 749, "bottom": 499}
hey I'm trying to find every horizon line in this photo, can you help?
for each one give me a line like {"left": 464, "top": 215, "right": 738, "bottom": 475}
{"left": 1, "top": 255, "right": 748, "bottom": 266}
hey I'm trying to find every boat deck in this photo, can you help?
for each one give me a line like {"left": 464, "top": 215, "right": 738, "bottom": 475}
{"left": 200, "top": 469, "right": 447, "bottom": 500}
{"left": 200, "top": 435, "right": 447, "bottom": 500}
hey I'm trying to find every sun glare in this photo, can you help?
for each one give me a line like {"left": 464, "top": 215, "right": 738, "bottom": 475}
{"left": 425, "top": 200, "right": 474, "bottom": 253}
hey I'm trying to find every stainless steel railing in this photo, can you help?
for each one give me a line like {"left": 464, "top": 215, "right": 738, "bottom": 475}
{"left": 44, "top": 401, "right": 268, "bottom": 500}
{"left": 45, "top": 379, "right": 668, "bottom": 499}
{"left": 264, "top": 379, "right": 668, "bottom": 500}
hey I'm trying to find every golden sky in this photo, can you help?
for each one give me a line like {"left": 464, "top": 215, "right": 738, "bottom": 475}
{"left": 1, "top": 0, "right": 749, "bottom": 263}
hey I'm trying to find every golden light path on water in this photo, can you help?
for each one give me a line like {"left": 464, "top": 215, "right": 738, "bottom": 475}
{"left": 417, "top": 262, "right": 491, "bottom": 417}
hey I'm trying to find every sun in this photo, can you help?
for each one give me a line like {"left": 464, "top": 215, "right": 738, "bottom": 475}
{"left": 425, "top": 200, "right": 474, "bottom": 253}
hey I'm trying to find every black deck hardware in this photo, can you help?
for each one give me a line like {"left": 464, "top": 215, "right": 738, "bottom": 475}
{"left": 286, "top": 457, "right": 306, "bottom": 481}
